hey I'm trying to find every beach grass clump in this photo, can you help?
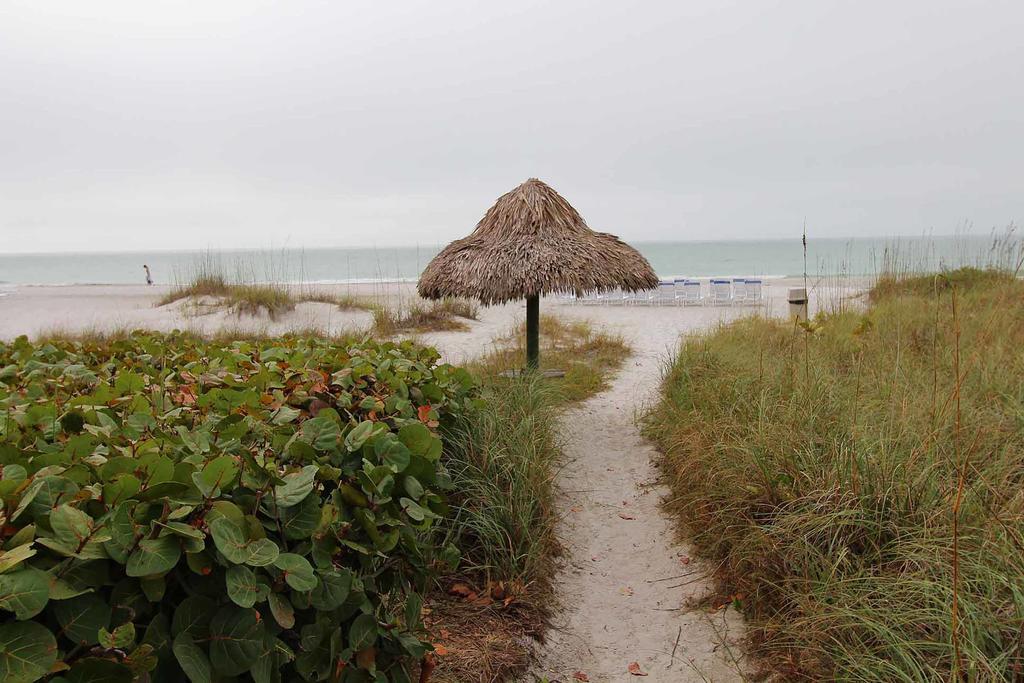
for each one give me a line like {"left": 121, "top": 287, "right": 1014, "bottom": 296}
{"left": 644, "top": 273, "right": 1024, "bottom": 680}
{"left": 156, "top": 254, "right": 381, "bottom": 320}
{"left": 335, "top": 293, "right": 376, "bottom": 312}
{"left": 225, "top": 283, "right": 296, "bottom": 318}
{"left": 473, "top": 315, "right": 629, "bottom": 404}
{"left": 869, "top": 265, "right": 1017, "bottom": 302}
{"left": 371, "top": 297, "right": 478, "bottom": 336}
{"left": 156, "top": 273, "right": 232, "bottom": 305}
{"left": 157, "top": 256, "right": 298, "bottom": 319}
{"left": 427, "top": 375, "right": 560, "bottom": 681}
{"left": 440, "top": 374, "right": 561, "bottom": 586}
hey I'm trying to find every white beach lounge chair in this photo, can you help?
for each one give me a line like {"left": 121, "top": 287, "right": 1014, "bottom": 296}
{"left": 672, "top": 279, "right": 688, "bottom": 305}
{"left": 682, "top": 279, "right": 702, "bottom": 305}
{"left": 636, "top": 288, "right": 657, "bottom": 305}
{"left": 744, "top": 279, "right": 763, "bottom": 304}
{"left": 709, "top": 279, "right": 732, "bottom": 306}
{"left": 605, "top": 288, "right": 627, "bottom": 306}
{"left": 732, "top": 278, "right": 747, "bottom": 304}
{"left": 657, "top": 281, "right": 676, "bottom": 305}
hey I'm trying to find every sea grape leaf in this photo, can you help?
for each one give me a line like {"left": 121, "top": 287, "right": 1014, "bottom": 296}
{"left": 49, "top": 504, "right": 96, "bottom": 546}
{"left": 272, "top": 465, "right": 318, "bottom": 508}
{"left": 374, "top": 434, "right": 411, "bottom": 472}
{"left": 348, "top": 613, "right": 378, "bottom": 651}
{"left": 123, "top": 643, "right": 158, "bottom": 675}
{"left": 65, "top": 656, "right": 134, "bottom": 683}
{"left": 53, "top": 593, "right": 112, "bottom": 645}
{"left": 23, "top": 476, "right": 80, "bottom": 522}
{"left": 400, "top": 497, "right": 438, "bottom": 522}
{"left": 344, "top": 420, "right": 374, "bottom": 451}
{"left": 0, "top": 543, "right": 37, "bottom": 574}
{"left": 171, "top": 595, "right": 215, "bottom": 639}
{"left": 208, "top": 606, "right": 266, "bottom": 676}
{"left": 300, "top": 417, "right": 340, "bottom": 451}
{"left": 126, "top": 536, "right": 181, "bottom": 577}
{"left": 98, "top": 622, "right": 135, "bottom": 650}
{"left": 48, "top": 560, "right": 107, "bottom": 600}
{"left": 172, "top": 632, "right": 212, "bottom": 683}
{"left": 402, "top": 476, "right": 424, "bottom": 500}
{"left": 398, "top": 422, "right": 439, "bottom": 459}
{"left": 273, "top": 553, "right": 317, "bottom": 592}
{"left": 209, "top": 518, "right": 279, "bottom": 566}
{"left": 267, "top": 593, "right": 295, "bottom": 629}
{"left": 250, "top": 635, "right": 284, "bottom": 683}
{"left": 140, "top": 574, "right": 165, "bottom": 601}
{"left": 0, "top": 567, "right": 50, "bottom": 619}
{"left": 198, "top": 455, "right": 239, "bottom": 493}
{"left": 278, "top": 494, "right": 320, "bottom": 540}
{"left": 158, "top": 521, "right": 205, "bottom": 540}
{"left": 226, "top": 565, "right": 270, "bottom": 608}
{"left": 114, "top": 371, "right": 145, "bottom": 394}
{"left": 270, "top": 405, "right": 301, "bottom": 426}
{"left": 0, "top": 621, "right": 58, "bottom": 683}
{"left": 309, "top": 569, "right": 352, "bottom": 611}
{"left": 102, "top": 475, "right": 141, "bottom": 507}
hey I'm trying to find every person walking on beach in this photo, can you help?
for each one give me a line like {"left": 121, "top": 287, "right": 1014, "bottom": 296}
{"left": 143, "top": 264, "right": 153, "bottom": 285}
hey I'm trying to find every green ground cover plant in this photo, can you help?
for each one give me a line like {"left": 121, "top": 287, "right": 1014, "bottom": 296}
{"left": 0, "top": 331, "right": 477, "bottom": 683}
{"left": 645, "top": 268, "right": 1024, "bottom": 680}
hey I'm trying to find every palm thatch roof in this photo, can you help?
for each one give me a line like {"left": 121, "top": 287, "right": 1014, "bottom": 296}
{"left": 418, "top": 179, "right": 658, "bottom": 305}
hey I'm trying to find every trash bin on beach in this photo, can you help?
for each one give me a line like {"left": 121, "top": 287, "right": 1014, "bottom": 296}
{"left": 788, "top": 287, "right": 808, "bottom": 322}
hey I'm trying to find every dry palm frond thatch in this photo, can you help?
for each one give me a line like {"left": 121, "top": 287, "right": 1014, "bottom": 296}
{"left": 418, "top": 178, "right": 658, "bottom": 304}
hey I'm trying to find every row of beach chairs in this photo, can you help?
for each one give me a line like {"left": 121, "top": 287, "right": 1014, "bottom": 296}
{"left": 558, "top": 278, "right": 766, "bottom": 306}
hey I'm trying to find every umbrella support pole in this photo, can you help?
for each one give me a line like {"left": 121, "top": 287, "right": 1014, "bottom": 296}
{"left": 526, "top": 295, "right": 540, "bottom": 370}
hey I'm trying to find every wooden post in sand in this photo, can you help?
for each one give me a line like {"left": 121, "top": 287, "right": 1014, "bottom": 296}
{"left": 526, "top": 294, "right": 540, "bottom": 370}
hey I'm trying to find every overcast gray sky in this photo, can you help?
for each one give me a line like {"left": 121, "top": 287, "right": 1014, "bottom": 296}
{"left": 1, "top": 0, "right": 1021, "bottom": 253}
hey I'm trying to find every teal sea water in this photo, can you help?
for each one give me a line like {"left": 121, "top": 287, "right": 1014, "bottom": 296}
{"left": 0, "top": 235, "right": 1016, "bottom": 286}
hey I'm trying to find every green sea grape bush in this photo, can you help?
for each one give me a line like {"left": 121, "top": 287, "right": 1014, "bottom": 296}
{"left": 0, "top": 331, "right": 478, "bottom": 683}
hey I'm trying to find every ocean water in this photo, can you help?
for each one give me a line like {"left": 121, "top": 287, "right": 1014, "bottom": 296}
{"left": 0, "top": 235, "right": 1017, "bottom": 286}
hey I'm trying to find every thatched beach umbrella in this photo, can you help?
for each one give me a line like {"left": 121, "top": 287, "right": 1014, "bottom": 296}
{"left": 418, "top": 178, "right": 658, "bottom": 369}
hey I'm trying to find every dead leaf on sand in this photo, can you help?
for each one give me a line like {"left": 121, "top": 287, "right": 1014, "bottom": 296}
{"left": 448, "top": 583, "right": 477, "bottom": 601}
{"left": 572, "top": 672, "right": 590, "bottom": 682}
{"left": 628, "top": 661, "right": 649, "bottom": 676}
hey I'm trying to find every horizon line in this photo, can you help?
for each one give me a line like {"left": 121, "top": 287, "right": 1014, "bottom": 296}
{"left": 0, "top": 231, "right": 1005, "bottom": 257}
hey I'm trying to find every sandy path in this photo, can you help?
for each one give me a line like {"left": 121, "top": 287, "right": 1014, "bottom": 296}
{"left": 526, "top": 309, "right": 749, "bottom": 683}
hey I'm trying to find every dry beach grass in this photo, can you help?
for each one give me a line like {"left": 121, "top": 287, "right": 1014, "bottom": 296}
{"left": 645, "top": 266, "right": 1024, "bottom": 680}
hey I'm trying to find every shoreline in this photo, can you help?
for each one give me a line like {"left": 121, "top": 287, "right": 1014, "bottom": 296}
{"left": 3, "top": 273, "right": 812, "bottom": 288}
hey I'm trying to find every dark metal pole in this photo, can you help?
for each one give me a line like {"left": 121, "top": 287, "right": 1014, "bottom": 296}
{"left": 526, "top": 295, "right": 540, "bottom": 370}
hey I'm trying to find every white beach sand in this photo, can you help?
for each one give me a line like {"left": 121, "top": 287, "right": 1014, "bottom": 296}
{"left": 0, "top": 278, "right": 863, "bottom": 681}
